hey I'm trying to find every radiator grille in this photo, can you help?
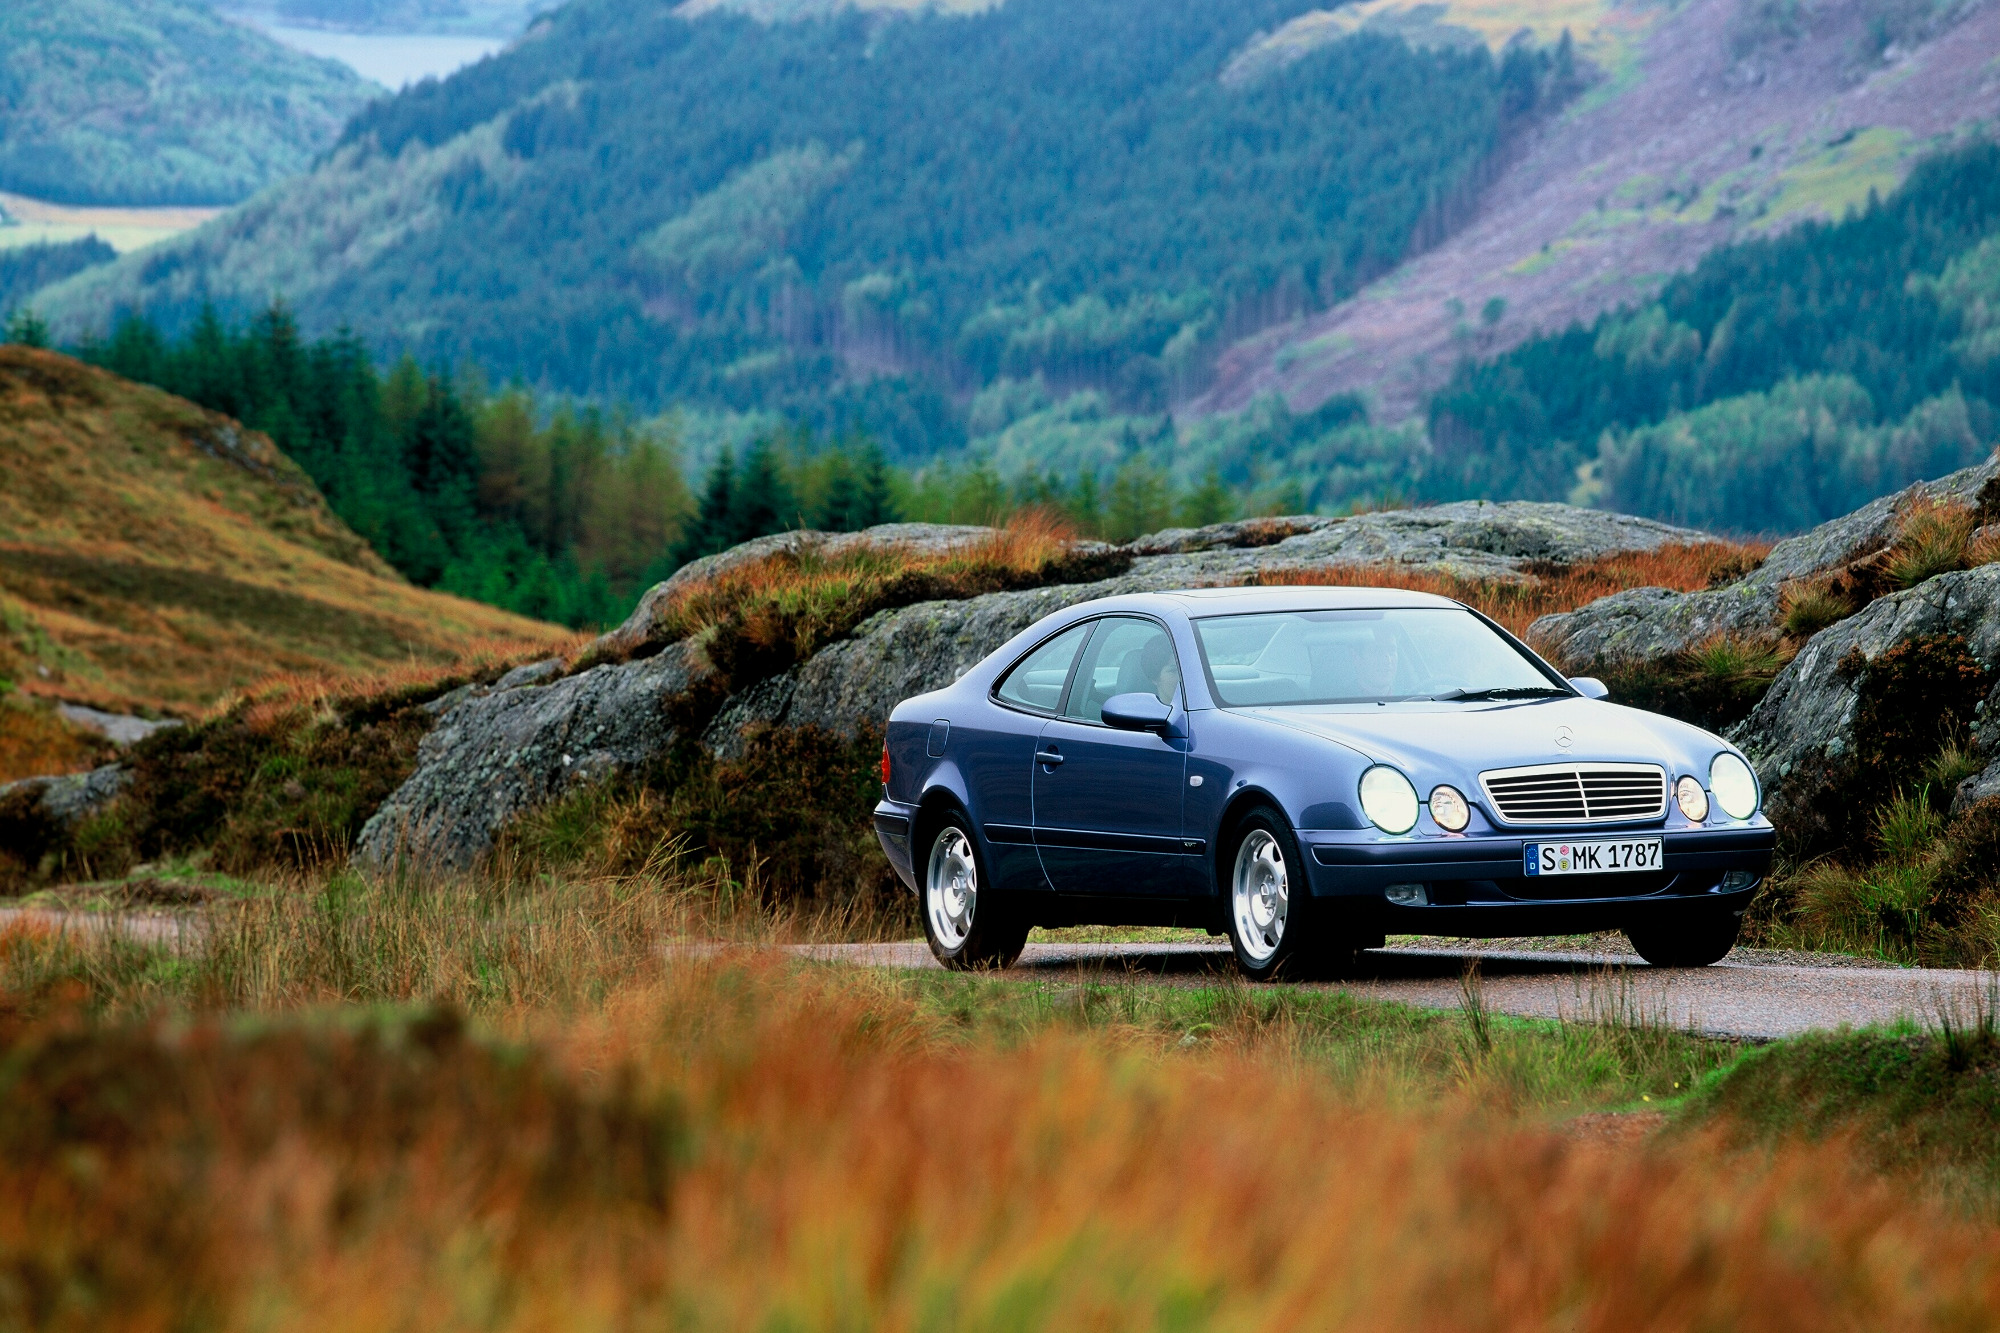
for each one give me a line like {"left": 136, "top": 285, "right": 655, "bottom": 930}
{"left": 1478, "top": 763, "right": 1667, "bottom": 825}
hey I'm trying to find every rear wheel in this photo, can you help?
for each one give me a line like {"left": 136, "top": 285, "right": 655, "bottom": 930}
{"left": 1223, "top": 808, "right": 1353, "bottom": 981}
{"left": 1627, "top": 910, "right": 1740, "bottom": 967}
{"left": 921, "top": 813, "right": 1029, "bottom": 970}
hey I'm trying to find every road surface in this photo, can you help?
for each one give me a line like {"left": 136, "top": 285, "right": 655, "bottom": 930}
{"left": 799, "top": 940, "right": 1996, "bottom": 1041}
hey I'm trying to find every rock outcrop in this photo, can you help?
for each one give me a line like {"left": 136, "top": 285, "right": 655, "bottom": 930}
{"left": 1725, "top": 564, "right": 2000, "bottom": 827}
{"left": 1531, "top": 459, "right": 2000, "bottom": 668}
{"left": 353, "top": 642, "right": 703, "bottom": 871}
{"left": 0, "top": 764, "right": 129, "bottom": 830}
{"left": 359, "top": 503, "right": 1705, "bottom": 868}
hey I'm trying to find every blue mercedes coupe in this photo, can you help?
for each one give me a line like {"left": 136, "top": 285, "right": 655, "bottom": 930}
{"left": 873, "top": 586, "right": 1775, "bottom": 979}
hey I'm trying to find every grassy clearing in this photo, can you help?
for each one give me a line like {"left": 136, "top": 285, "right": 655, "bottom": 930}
{"left": 5, "top": 873, "right": 2000, "bottom": 1329}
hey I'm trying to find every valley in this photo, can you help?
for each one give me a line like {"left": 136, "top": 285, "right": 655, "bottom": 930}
{"left": 4, "top": 4, "right": 2000, "bottom": 1322}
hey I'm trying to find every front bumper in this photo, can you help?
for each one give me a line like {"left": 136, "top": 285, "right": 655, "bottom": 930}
{"left": 1300, "top": 821, "right": 1775, "bottom": 934}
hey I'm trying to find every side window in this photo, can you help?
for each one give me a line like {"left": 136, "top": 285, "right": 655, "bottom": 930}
{"left": 994, "top": 622, "right": 1091, "bottom": 714}
{"left": 1063, "top": 617, "right": 1181, "bottom": 724}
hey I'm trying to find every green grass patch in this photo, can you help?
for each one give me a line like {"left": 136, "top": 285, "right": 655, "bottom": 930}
{"left": 1681, "top": 1013, "right": 2000, "bottom": 1214}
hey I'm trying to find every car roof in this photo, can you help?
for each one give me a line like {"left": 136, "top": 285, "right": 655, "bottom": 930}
{"left": 1111, "top": 585, "right": 1466, "bottom": 617}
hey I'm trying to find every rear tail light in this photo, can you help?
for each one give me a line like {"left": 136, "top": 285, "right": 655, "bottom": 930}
{"left": 880, "top": 742, "right": 892, "bottom": 789}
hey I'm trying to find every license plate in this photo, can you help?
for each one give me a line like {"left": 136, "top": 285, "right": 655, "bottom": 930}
{"left": 1523, "top": 839, "right": 1662, "bottom": 876}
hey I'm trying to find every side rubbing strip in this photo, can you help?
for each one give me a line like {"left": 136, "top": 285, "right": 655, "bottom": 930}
{"left": 983, "top": 823, "right": 1036, "bottom": 844}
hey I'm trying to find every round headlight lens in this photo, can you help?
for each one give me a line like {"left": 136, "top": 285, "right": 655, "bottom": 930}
{"left": 1674, "top": 774, "right": 1710, "bottom": 823}
{"left": 1709, "top": 752, "right": 1759, "bottom": 820}
{"left": 1359, "top": 766, "right": 1420, "bottom": 835}
{"left": 1429, "top": 784, "right": 1470, "bottom": 832}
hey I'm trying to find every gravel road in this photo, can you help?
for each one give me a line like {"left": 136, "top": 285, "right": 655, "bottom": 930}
{"left": 800, "top": 940, "right": 1998, "bottom": 1041}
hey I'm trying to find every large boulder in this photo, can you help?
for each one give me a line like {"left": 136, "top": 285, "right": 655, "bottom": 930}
{"left": 593, "top": 523, "right": 1001, "bottom": 660}
{"left": 353, "top": 641, "right": 705, "bottom": 871}
{"left": 1531, "top": 458, "right": 2000, "bottom": 669}
{"left": 1725, "top": 563, "right": 2000, "bottom": 834}
{"left": 364, "top": 499, "right": 1724, "bottom": 868}
{"left": 0, "top": 764, "right": 128, "bottom": 830}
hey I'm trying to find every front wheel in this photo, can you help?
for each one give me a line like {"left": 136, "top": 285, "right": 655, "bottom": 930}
{"left": 921, "top": 814, "right": 1029, "bottom": 970}
{"left": 1627, "top": 910, "right": 1740, "bottom": 967}
{"left": 1223, "top": 808, "right": 1346, "bottom": 981}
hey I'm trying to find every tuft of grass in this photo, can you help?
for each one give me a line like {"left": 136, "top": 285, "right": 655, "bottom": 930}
{"left": 1592, "top": 633, "right": 1792, "bottom": 732}
{"left": 1881, "top": 496, "right": 2000, "bottom": 592}
{"left": 1876, "top": 787, "right": 1945, "bottom": 865}
{"left": 1780, "top": 576, "right": 1856, "bottom": 639}
{"left": 1925, "top": 730, "right": 1986, "bottom": 794}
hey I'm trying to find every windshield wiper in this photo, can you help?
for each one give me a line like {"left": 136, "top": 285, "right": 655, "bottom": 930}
{"left": 1429, "top": 686, "right": 1571, "bottom": 702}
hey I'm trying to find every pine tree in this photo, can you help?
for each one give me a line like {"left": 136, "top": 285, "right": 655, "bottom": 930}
{"left": 677, "top": 447, "right": 737, "bottom": 562}
{"left": 730, "top": 440, "right": 796, "bottom": 544}
{"left": 852, "top": 442, "right": 896, "bottom": 527}
{"left": 1179, "top": 469, "right": 1233, "bottom": 527}
{"left": 4, "top": 308, "right": 49, "bottom": 348}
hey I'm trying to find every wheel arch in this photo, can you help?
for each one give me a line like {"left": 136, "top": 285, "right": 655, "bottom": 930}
{"left": 912, "top": 782, "right": 973, "bottom": 867}
{"left": 1212, "top": 785, "right": 1294, "bottom": 890}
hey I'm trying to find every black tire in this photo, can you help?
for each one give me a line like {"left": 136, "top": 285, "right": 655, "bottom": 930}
{"left": 1220, "top": 806, "right": 1352, "bottom": 981}
{"left": 919, "top": 811, "right": 1029, "bottom": 970}
{"left": 1627, "top": 910, "right": 1741, "bottom": 967}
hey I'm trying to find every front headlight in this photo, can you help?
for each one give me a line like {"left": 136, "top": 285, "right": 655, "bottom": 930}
{"left": 1674, "top": 774, "right": 1709, "bottom": 823}
{"left": 1709, "top": 752, "right": 1759, "bottom": 820}
{"left": 1428, "top": 784, "right": 1470, "bottom": 832}
{"left": 1359, "top": 766, "right": 1420, "bottom": 834}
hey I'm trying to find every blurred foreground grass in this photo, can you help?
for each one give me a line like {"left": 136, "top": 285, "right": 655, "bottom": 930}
{"left": 5, "top": 867, "right": 2000, "bottom": 1329}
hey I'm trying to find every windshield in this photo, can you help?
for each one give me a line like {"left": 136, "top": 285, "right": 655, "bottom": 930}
{"left": 1191, "top": 607, "right": 1564, "bottom": 707}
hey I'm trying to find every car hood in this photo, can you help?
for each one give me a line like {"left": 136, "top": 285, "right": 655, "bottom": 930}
{"left": 1237, "top": 697, "right": 1726, "bottom": 784}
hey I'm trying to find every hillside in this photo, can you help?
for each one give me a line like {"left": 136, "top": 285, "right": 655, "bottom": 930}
{"left": 0, "top": 0, "right": 380, "bottom": 207}
{"left": 37, "top": 0, "right": 1575, "bottom": 453}
{"left": 1198, "top": 0, "right": 2000, "bottom": 424}
{"left": 0, "top": 347, "right": 567, "bottom": 734}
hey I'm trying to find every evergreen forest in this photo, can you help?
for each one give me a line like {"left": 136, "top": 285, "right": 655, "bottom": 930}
{"left": 47, "top": 0, "right": 1576, "bottom": 455}
{"left": 1417, "top": 139, "right": 2000, "bottom": 531}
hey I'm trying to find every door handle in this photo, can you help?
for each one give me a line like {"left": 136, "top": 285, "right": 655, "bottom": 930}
{"left": 1035, "top": 748, "right": 1065, "bottom": 767}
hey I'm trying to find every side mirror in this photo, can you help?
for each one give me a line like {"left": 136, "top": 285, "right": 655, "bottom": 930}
{"left": 1568, "top": 676, "right": 1610, "bottom": 700}
{"left": 1102, "top": 692, "right": 1173, "bottom": 734}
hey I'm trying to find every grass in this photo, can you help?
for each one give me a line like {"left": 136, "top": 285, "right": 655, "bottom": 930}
{"left": 8, "top": 866, "right": 2000, "bottom": 1328}
{"left": 0, "top": 348, "right": 567, "bottom": 719}
{"left": 1682, "top": 1000, "right": 2000, "bottom": 1217}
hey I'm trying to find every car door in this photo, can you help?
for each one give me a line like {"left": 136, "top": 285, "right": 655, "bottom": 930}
{"left": 968, "top": 621, "right": 1094, "bottom": 893}
{"left": 1033, "top": 616, "right": 1194, "bottom": 896}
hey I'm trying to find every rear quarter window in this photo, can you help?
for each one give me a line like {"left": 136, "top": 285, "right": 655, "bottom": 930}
{"left": 994, "top": 622, "right": 1091, "bottom": 713}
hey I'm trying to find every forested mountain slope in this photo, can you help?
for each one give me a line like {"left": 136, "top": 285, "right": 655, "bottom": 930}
{"left": 0, "top": 0, "right": 380, "bottom": 206}
{"left": 39, "top": 0, "right": 1575, "bottom": 453}
{"left": 1200, "top": 0, "right": 2000, "bottom": 425}
{"left": 0, "top": 348, "right": 563, "bottom": 719}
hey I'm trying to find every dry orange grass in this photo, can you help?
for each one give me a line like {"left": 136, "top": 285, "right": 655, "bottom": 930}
{"left": 4, "top": 954, "right": 1999, "bottom": 1331}
{"left": 0, "top": 696, "right": 113, "bottom": 783}
{"left": 630, "top": 510, "right": 1103, "bottom": 680}
{"left": 1256, "top": 541, "right": 1768, "bottom": 638}
{"left": 0, "top": 348, "right": 567, "bottom": 716}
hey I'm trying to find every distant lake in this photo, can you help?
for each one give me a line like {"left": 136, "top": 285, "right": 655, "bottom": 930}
{"left": 255, "top": 25, "right": 508, "bottom": 90}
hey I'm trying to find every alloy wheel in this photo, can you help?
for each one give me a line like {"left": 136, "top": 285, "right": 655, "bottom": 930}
{"left": 926, "top": 826, "right": 978, "bottom": 950}
{"left": 1231, "top": 828, "right": 1288, "bottom": 964}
